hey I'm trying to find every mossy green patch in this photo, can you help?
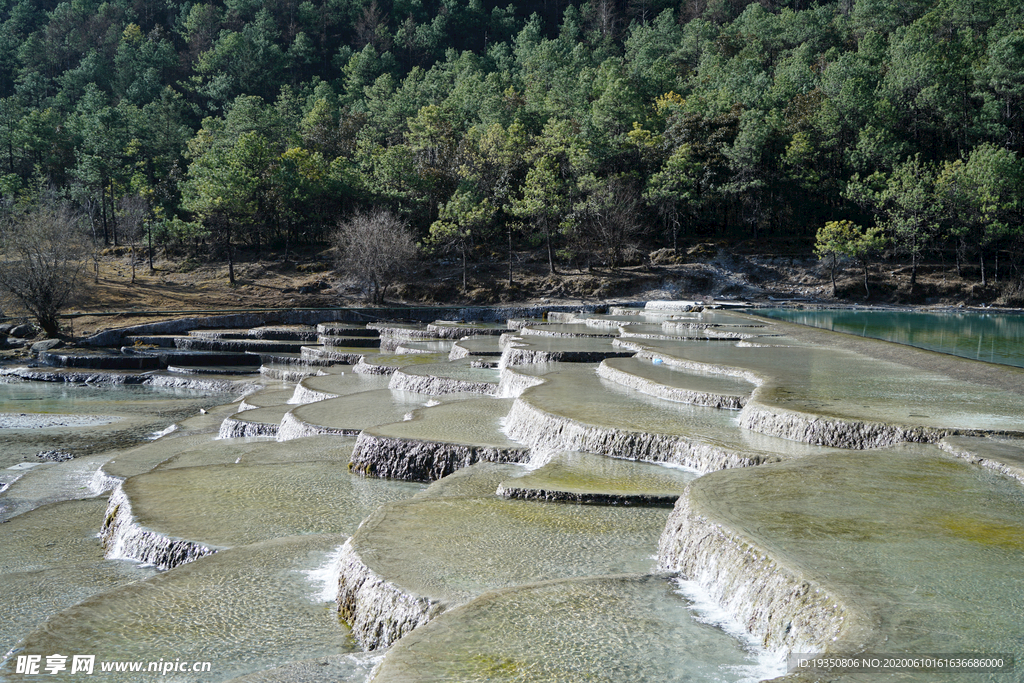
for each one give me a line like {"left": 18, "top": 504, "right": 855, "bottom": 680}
{"left": 936, "top": 515, "right": 1024, "bottom": 552}
{"left": 466, "top": 653, "right": 527, "bottom": 677}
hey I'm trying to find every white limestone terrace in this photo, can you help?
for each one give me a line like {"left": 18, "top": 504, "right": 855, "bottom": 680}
{"left": 368, "top": 574, "right": 782, "bottom": 683}
{"left": 387, "top": 358, "right": 500, "bottom": 396}
{"left": 353, "top": 351, "right": 451, "bottom": 375}
{"left": 503, "top": 362, "right": 843, "bottom": 474}
{"left": 101, "top": 458, "right": 423, "bottom": 570}
{"left": 615, "top": 312, "right": 1024, "bottom": 449}
{"left": 659, "top": 444, "right": 1024, "bottom": 680}
{"left": 938, "top": 435, "right": 1024, "bottom": 486}
{"left": 499, "top": 335, "right": 636, "bottom": 366}
{"left": 237, "top": 387, "right": 297, "bottom": 411}
{"left": 448, "top": 335, "right": 503, "bottom": 360}
{"left": 300, "top": 344, "right": 368, "bottom": 364}
{"left": 425, "top": 321, "right": 511, "bottom": 338}
{"left": 288, "top": 369, "right": 391, "bottom": 404}
{"left": 597, "top": 356, "right": 754, "bottom": 410}
{"left": 336, "top": 463, "right": 669, "bottom": 650}
{"left": 8, "top": 301, "right": 1024, "bottom": 683}
{"left": 349, "top": 398, "right": 529, "bottom": 481}
{"left": 275, "top": 388, "right": 454, "bottom": 441}
{"left": 218, "top": 403, "right": 293, "bottom": 438}
{"left": 495, "top": 450, "right": 695, "bottom": 506}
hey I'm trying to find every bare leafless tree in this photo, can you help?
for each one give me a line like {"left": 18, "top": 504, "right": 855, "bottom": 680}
{"left": 572, "top": 176, "right": 647, "bottom": 269}
{"left": 0, "top": 203, "right": 86, "bottom": 337}
{"left": 117, "top": 194, "right": 149, "bottom": 284}
{"left": 333, "top": 209, "right": 418, "bottom": 305}
{"left": 354, "top": 0, "right": 392, "bottom": 52}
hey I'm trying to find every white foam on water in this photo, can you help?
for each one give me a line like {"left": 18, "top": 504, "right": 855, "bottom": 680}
{"left": 301, "top": 543, "right": 349, "bottom": 603}
{"left": 673, "top": 577, "right": 789, "bottom": 683}
{"left": 148, "top": 423, "right": 179, "bottom": 440}
{"left": 655, "top": 460, "right": 701, "bottom": 475}
{"left": 524, "top": 447, "right": 558, "bottom": 470}
{"left": 89, "top": 468, "right": 121, "bottom": 495}
{"left": 349, "top": 652, "right": 386, "bottom": 683}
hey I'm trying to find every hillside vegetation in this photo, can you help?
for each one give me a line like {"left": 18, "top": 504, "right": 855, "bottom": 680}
{"left": 0, "top": 0, "right": 1022, "bottom": 318}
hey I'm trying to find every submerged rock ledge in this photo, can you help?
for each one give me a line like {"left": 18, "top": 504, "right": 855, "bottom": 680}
{"left": 349, "top": 432, "right": 530, "bottom": 481}
{"left": 101, "top": 486, "right": 218, "bottom": 570}
{"left": 596, "top": 360, "right": 747, "bottom": 410}
{"left": 335, "top": 538, "right": 447, "bottom": 650}
{"left": 937, "top": 436, "right": 1024, "bottom": 487}
{"left": 496, "top": 483, "right": 679, "bottom": 507}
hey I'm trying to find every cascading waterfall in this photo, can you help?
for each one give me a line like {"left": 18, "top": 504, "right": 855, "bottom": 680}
{"left": 101, "top": 486, "right": 218, "bottom": 570}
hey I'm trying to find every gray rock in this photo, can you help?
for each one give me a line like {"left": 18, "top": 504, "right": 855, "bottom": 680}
{"left": 10, "top": 323, "right": 35, "bottom": 338}
{"left": 36, "top": 449, "right": 75, "bottom": 462}
{"left": 31, "top": 338, "right": 64, "bottom": 354}
{"left": 0, "top": 323, "right": 12, "bottom": 335}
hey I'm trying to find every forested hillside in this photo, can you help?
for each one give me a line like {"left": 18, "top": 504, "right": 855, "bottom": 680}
{"left": 0, "top": 0, "right": 1022, "bottom": 291}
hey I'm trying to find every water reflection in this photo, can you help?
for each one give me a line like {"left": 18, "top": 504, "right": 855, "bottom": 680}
{"left": 754, "top": 308, "right": 1024, "bottom": 367}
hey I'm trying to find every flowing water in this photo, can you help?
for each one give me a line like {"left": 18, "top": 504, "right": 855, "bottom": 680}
{"left": 2, "top": 305, "right": 1024, "bottom": 683}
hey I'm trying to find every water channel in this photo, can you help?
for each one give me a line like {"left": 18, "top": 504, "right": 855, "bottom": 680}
{"left": 1, "top": 305, "right": 1022, "bottom": 682}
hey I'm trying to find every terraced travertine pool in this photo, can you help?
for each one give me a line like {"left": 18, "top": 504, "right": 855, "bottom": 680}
{"left": 1, "top": 304, "right": 1023, "bottom": 683}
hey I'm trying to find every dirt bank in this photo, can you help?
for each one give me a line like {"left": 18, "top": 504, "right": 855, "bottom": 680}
{"left": 2, "top": 243, "right": 1020, "bottom": 342}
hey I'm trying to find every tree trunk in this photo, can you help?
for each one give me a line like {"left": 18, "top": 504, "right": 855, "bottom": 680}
{"left": 100, "top": 191, "right": 110, "bottom": 246}
{"left": 39, "top": 314, "right": 61, "bottom": 339}
{"left": 109, "top": 181, "right": 118, "bottom": 247}
{"left": 546, "top": 224, "right": 556, "bottom": 275}
{"left": 830, "top": 252, "right": 837, "bottom": 297}
{"left": 225, "top": 220, "right": 235, "bottom": 284}
{"left": 909, "top": 253, "right": 918, "bottom": 291}
{"left": 862, "top": 260, "right": 870, "bottom": 298}
{"left": 980, "top": 250, "right": 986, "bottom": 287}
{"left": 461, "top": 241, "right": 467, "bottom": 293}
{"left": 507, "top": 225, "right": 513, "bottom": 287}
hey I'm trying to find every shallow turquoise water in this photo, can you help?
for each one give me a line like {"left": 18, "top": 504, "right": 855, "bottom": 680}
{"left": 752, "top": 308, "right": 1024, "bottom": 367}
